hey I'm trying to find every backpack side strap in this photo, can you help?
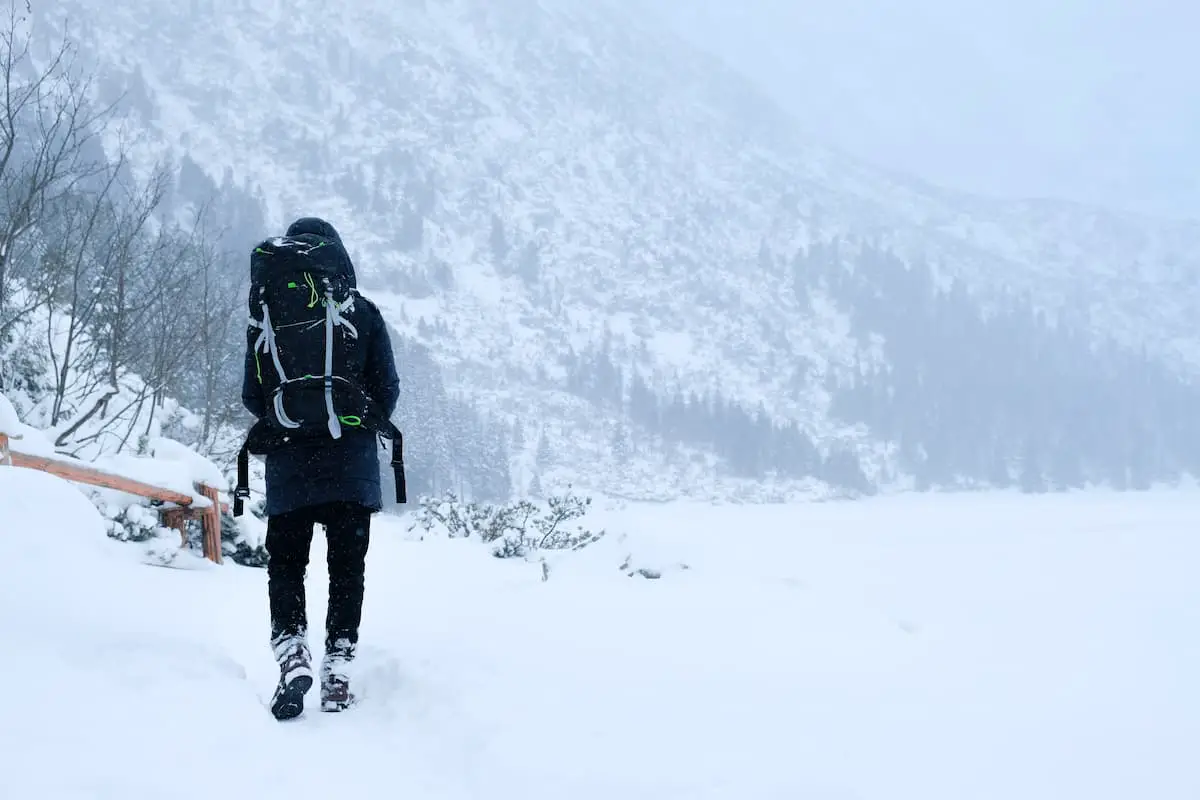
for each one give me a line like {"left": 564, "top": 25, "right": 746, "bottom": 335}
{"left": 233, "top": 418, "right": 288, "bottom": 517}
{"left": 385, "top": 424, "right": 406, "bottom": 504}
{"left": 323, "top": 292, "right": 342, "bottom": 441}
{"left": 234, "top": 442, "right": 250, "bottom": 517}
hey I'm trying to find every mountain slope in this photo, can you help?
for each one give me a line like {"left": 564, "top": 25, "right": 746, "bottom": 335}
{"left": 38, "top": 0, "right": 1200, "bottom": 497}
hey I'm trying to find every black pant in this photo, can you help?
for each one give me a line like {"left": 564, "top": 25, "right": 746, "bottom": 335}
{"left": 266, "top": 501, "right": 371, "bottom": 654}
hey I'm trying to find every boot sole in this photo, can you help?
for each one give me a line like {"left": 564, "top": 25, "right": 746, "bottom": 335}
{"left": 271, "top": 675, "right": 314, "bottom": 721}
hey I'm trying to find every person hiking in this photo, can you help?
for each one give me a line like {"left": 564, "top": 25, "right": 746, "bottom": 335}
{"left": 237, "top": 216, "right": 402, "bottom": 720}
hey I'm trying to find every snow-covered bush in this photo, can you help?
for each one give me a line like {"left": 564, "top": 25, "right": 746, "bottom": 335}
{"left": 408, "top": 491, "right": 683, "bottom": 583}
{"left": 408, "top": 488, "right": 606, "bottom": 560}
{"left": 224, "top": 495, "right": 269, "bottom": 568}
{"left": 93, "top": 489, "right": 268, "bottom": 567}
{"left": 104, "top": 503, "right": 172, "bottom": 543}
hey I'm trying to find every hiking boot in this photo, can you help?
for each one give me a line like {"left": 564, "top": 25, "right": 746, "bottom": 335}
{"left": 270, "top": 633, "right": 314, "bottom": 721}
{"left": 320, "top": 671, "right": 353, "bottom": 712}
{"left": 320, "top": 637, "right": 356, "bottom": 712}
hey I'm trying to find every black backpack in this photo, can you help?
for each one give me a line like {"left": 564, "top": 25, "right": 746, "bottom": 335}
{"left": 233, "top": 232, "right": 405, "bottom": 516}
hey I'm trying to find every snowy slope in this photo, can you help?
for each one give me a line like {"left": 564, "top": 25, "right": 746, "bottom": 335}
{"left": 34, "top": 0, "right": 1200, "bottom": 494}
{"left": 3, "top": 465, "right": 1199, "bottom": 798}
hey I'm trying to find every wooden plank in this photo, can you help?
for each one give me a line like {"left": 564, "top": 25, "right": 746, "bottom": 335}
{"left": 199, "top": 483, "right": 223, "bottom": 564}
{"left": 9, "top": 450, "right": 196, "bottom": 507}
{"left": 0, "top": 433, "right": 10, "bottom": 467}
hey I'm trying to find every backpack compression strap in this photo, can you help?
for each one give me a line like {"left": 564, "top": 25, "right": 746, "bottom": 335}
{"left": 322, "top": 290, "right": 361, "bottom": 440}
{"left": 249, "top": 305, "right": 301, "bottom": 430}
{"left": 324, "top": 290, "right": 342, "bottom": 440}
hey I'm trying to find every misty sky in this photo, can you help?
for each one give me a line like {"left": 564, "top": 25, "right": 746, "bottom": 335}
{"left": 649, "top": 0, "right": 1198, "bottom": 219}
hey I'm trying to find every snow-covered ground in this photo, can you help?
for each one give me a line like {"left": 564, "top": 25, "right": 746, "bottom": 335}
{"left": 1, "top": 465, "right": 1197, "bottom": 799}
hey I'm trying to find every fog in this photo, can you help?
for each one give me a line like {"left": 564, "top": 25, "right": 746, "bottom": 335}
{"left": 650, "top": 0, "right": 1198, "bottom": 218}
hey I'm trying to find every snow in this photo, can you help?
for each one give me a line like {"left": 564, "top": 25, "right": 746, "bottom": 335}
{"left": 0, "top": 465, "right": 123, "bottom": 567}
{"left": 99, "top": 451, "right": 217, "bottom": 506}
{"left": 1, "top": 472, "right": 1197, "bottom": 799}
{"left": 147, "top": 436, "right": 228, "bottom": 493}
{"left": 0, "top": 391, "right": 17, "bottom": 434}
{"left": 0, "top": 391, "right": 56, "bottom": 457}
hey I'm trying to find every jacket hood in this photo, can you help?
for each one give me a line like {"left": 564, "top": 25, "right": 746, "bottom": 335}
{"left": 286, "top": 216, "right": 356, "bottom": 287}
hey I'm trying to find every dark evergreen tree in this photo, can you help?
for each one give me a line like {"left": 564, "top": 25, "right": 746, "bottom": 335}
{"left": 385, "top": 331, "right": 512, "bottom": 505}
{"left": 818, "top": 239, "right": 1200, "bottom": 491}
{"left": 489, "top": 213, "right": 509, "bottom": 263}
{"left": 398, "top": 202, "right": 423, "bottom": 251}
{"left": 518, "top": 240, "right": 540, "bottom": 285}
{"left": 559, "top": 343, "right": 857, "bottom": 488}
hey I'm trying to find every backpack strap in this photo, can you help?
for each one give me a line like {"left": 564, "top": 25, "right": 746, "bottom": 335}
{"left": 332, "top": 294, "right": 359, "bottom": 337}
{"left": 233, "top": 419, "right": 289, "bottom": 517}
{"left": 386, "top": 424, "right": 406, "bottom": 504}
{"left": 254, "top": 300, "right": 302, "bottom": 430}
{"left": 320, "top": 287, "right": 363, "bottom": 440}
{"left": 322, "top": 289, "right": 343, "bottom": 440}
{"left": 234, "top": 442, "right": 250, "bottom": 517}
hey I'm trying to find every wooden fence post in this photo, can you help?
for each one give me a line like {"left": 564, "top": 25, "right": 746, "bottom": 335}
{"left": 162, "top": 507, "right": 188, "bottom": 547}
{"left": 199, "top": 483, "right": 222, "bottom": 564}
{"left": 0, "top": 433, "right": 10, "bottom": 466}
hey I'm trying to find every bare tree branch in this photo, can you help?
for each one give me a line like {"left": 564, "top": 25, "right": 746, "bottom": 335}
{"left": 0, "top": 9, "right": 117, "bottom": 336}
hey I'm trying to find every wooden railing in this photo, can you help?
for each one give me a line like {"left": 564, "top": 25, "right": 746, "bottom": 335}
{"left": 0, "top": 431, "right": 225, "bottom": 564}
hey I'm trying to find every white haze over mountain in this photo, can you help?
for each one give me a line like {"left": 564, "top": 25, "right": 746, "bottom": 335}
{"left": 652, "top": 0, "right": 1200, "bottom": 219}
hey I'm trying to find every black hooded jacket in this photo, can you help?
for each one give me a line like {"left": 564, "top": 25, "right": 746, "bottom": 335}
{"left": 241, "top": 217, "right": 400, "bottom": 516}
